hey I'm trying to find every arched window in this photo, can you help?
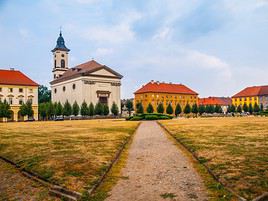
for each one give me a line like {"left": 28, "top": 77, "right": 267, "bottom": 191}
{"left": 61, "top": 59, "right": 65, "bottom": 68}
{"left": 54, "top": 60, "right": 57, "bottom": 68}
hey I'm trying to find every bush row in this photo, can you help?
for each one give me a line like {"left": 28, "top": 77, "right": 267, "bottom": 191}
{"left": 126, "top": 113, "right": 173, "bottom": 121}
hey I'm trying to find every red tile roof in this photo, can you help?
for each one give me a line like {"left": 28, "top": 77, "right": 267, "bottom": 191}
{"left": 232, "top": 85, "right": 268, "bottom": 98}
{"left": 134, "top": 81, "right": 198, "bottom": 95}
{"left": 0, "top": 69, "right": 38, "bottom": 86}
{"left": 199, "top": 97, "right": 232, "bottom": 106}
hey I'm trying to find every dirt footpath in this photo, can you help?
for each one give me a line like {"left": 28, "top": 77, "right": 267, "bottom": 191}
{"left": 106, "top": 121, "right": 208, "bottom": 201}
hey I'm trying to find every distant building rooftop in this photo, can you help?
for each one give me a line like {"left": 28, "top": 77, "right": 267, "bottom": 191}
{"left": 232, "top": 85, "right": 268, "bottom": 98}
{"left": 0, "top": 69, "right": 38, "bottom": 86}
{"left": 199, "top": 97, "right": 231, "bottom": 106}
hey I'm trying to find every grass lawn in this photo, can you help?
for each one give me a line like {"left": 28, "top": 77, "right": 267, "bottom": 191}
{"left": 0, "top": 119, "right": 139, "bottom": 195}
{"left": 160, "top": 117, "right": 268, "bottom": 200}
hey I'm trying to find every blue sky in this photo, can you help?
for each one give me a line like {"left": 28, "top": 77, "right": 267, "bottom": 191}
{"left": 0, "top": 0, "right": 268, "bottom": 98}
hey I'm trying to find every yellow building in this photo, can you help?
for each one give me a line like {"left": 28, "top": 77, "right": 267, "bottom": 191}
{"left": 232, "top": 85, "right": 268, "bottom": 109}
{"left": 134, "top": 81, "right": 198, "bottom": 114}
{"left": 0, "top": 69, "right": 39, "bottom": 121}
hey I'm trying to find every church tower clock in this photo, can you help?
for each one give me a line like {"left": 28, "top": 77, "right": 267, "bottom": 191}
{"left": 52, "top": 31, "right": 70, "bottom": 79}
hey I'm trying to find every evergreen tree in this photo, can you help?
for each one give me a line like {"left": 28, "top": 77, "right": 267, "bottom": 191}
{"left": 243, "top": 103, "right": 248, "bottom": 113}
{"left": 103, "top": 104, "right": 109, "bottom": 116}
{"left": 63, "top": 100, "right": 72, "bottom": 117}
{"left": 227, "top": 105, "right": 231, "bottom": 113}
{"left": 191, "top": 103, "right": 198, "bottom": 116}
{"left": 166, "top": 103, "right": 173, "bottom": 115}
{"left": 205, "top": 105, "right": 211, "bottom": 113}
{"left": 72, "top": 101, "right": 80, "bottom": 116}
{"left": 88, "top": 102, "right": 95, "bottom": 116}
{"left": 253, "top": 103, "right": 260, "bottom": 113}
{"left": 260, "top": 103, "right": 264, "bottom": 112}
{"left": 184, "top": 103, "right": 191, "bottom": 114}
{"left": 214, "top": 105, "right": 222, "bottom": 113}
{"left": 248, "top": 103, "right": 253, "bottom": 114}
{"left": 38, "top": 103, "right": 47, "bottom": 120}
{"left": 46, "top": 101, "right": 55, "bottom": 119}
{"left": 157, "top": 103, "right": 164, "bottom": 114}
{"left": 146, "top": 103, "right": 154, "bottom": 113}
{"left": 230, "top": 104, "right": 236, "bottom": 113}
{"left": 126, "top": 100, "right": 133, "bottom": 116}
{"left": 237, "top": 105, "right": 242, "bottom": 113}
{"left": 111, "top": 102, "right": 119, "bottom": 116}
{"left": 136, "top": 103, "right": 144, "bottom": 114}
{"left": 209, "top": 105, "right": 215, "bottom": 113}
{"left": 95, "top": 102, "right": 104, "bottom": 115}
{"left": 55, "top": 102, "right": 63, "bottom": 116}
{"left": 175, "top": 103, "right": 182, "bottom": 117}
{"left": 198, "top": 105, "right": 205, "bottom": 115}
{"left": 80, "top": 101, "right": 88, "bottom": 116}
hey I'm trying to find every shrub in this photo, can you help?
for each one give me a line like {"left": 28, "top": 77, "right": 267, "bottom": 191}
{"left": 81, "top": 101, "right": 88, "bottom": 116}
{"left": 146, "top": 103, "right": 154, "bottom": 113}
{"left": 111, "top": 102, "right": 119, "bottom": 116}
{"left": 95, "top": 102, "right": 104, "bottom": 115}
{"left": 63, "top": 100, "right": 72, "bottom": 117}
{"left": 175, "top": 103, "right": 182, "bottom": 117}
{"left": 157, "top": 103, "right": 164, "bottom": 114}
{"left": 136, "top": 103, "right": 144, "bottom": 114}
{"left": 103, "top": 104, "right": 109, "bottom": 116}
{"left": 184, "top": 103, "right": 191, "bottom": 114}
{"left": 88, "top": 102, "right": 94, "bottom": 116}
{"left": 130, "top": 116, "right": 143, "bottom": 121}
{"left": 166, "top": 103, "right": 173, "bottom": 115}
{"left": 145, "top": 114, "right": 158, "bottom": 120}
{"left": 72, "top": 101, "right": 80, "bottom": 116}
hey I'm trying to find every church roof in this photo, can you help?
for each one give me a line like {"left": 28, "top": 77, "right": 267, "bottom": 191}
{"left": 0, "top": 69, "right": 39, "bottom": 86}
{"left": 50, "top": 60, "right": 123, "bottom": 84}
{"left": 51, "top": 32, "right": 70, "bottom": 52}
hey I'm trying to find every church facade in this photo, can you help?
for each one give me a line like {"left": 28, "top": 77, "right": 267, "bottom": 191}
{"left": 50, "top": 32, "right": 122, "bottom": 114}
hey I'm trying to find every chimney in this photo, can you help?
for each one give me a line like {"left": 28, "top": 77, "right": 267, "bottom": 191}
{"left": 10, "top": 68, "right": 15, "bottom": 71}
{"left": 156, "top": 81, "right": 160, "bottom": 85}
{"left": 151, "top": 80, "right": 154, "bottom": 84}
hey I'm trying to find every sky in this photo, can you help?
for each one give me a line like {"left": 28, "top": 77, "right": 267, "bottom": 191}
{"left": 0, "top": 0, "right": 268, "bottom": 98}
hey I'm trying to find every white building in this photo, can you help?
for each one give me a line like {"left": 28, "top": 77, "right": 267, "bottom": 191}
{"left": 50, "top": 32, "right": 123, "bottom": 113}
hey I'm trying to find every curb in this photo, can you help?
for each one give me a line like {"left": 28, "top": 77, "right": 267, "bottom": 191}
{"left": 157, "top": 122, "right": 247, "bottom": 201}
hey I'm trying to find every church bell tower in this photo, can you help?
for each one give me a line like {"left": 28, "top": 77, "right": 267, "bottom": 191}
{"left": 52, "top": 31, "right": 70, "bottom": 79}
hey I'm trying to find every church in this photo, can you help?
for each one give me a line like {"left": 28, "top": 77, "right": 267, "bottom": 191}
{"left": 50, "top": 32, "right": 122, "bottom": 114}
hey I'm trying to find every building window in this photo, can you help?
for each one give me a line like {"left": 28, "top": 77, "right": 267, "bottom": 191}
{"left": 8, "top": 88, "right": 13, "bottom": 93}
{"left": 61, "top": 54, "right": 65, "bottom": 57}
{"left": 19, "top": 88, "right": 23, "bottom": 93}
{"left": 61, "top": 59, "right": 65, "bottom": 68}
{"left": 19, "top": 99, "right": 23, "bottom": 105}
{"left": 72, "top": 84, "right": 76, "bottom": 90}
{"left": 8, "top": 97, "right": 13, "bottom": 105}
{"left": 29, "top": 88, "right": 33, "bottom": 93}
{"left": 63, "top": 86, "right": 66, "bottom": 92}
{"left": 54, "top": 88, "right": 57, "bottom": 94}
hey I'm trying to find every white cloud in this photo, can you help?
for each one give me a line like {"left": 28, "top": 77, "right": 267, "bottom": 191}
{"left": 95, "top": 47, "right": 114, "bottom": 56}
{"left": 152, "top": 27, "right": 172, "bottom": 40}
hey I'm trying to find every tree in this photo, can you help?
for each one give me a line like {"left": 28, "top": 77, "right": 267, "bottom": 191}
{"left": 95, "top": 102, "right": 104, "bottom": 115}
{"left": 55, "top": 102, "right": 63, "bottom": 116}
{"left": 243, "top": 103, "right": 248, "bottom": 113}
{"left": 46, "top": 102, "right": 55, "bottom": 119}
{"left": 103, "top": 104, "right": 109, "bottom": 116}
{"left": 184, "top": 103, "right": 191, "bottom": 114}
{"left": 191, "top": 103, "right": 198, "bottom": 116}
{"left": 0, "top": 100, "right": 12, "bottom": 118}
{"left": 237, "top": 105, "right": 242, "bottom": 113}
{"left": 260, "top": 103, "right": 264, "bottom": 112}
{"left": 214, "top": 105, "right": 222, "bottom": 113}
{"left": 146, "top": 103, "right": 154, "bottom": 113}
{"left": 198, "top": 105, "right": 205, "bottom": 115}
{"left": 19, "top": 100, "right": 33, "bottom": 120}
{"left": 230, "top": 104, "right": 236, "bottom": 113}
{"left": 38, "top": 103, "right": 47, "bottom": 120}
{"left": 136, "top": 103, "right": 144, "bottom": 114}
{"left": 63, "top": 100, "right": 72, "bottom": 117}
{"left": 205, "top": 105, "right": 211, "bottom": 113}
{"left": 72, "top": 101, "right": 80, "bottom": 116}
{"left": 111, "top": 102, "right": 119, "bottom": 116}
{"left": 81, "top": 101, "right": 88, "bottom": 116}
{"left": 227, "top": 105, "right": 231, "bottom": 113}
{"left": 166, "top": 103, "right": 173, "bottom": 115}
{"left": 88, "top": 102, "right": 95, "bottom": 116}
{"left": 126, "top": 100, "right": 133, "bottom": 116}
{"left": 157, "top": 103, "right": 164, "bottom": 114}
{"left": 248, "top": 103, "right": 253, "bottom": 114}
{"left": 253, "top": 103, "right": 260, "bottom": 113}
{"left": 175, "top": 103, "right": 182, "bottom": 117}
{"left": 38, "top": 85, "right": 51, "bottom": 104}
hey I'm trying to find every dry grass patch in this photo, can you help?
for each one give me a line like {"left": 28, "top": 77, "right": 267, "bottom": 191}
{"left": 160, "top": 117, "right": 268, "bottom": 200}
{"left": 0, "top": 119, "right": 139, "bottom": 194}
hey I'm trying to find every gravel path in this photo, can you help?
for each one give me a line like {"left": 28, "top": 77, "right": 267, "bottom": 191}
{"left": 106, "top": 121, "right": 208, "bottom": 201}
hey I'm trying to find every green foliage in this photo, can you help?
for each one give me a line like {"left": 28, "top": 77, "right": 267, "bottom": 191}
{"left": 214, "top": 105, "right": 222, "bottom": 113}
{"left": 136, "top": 102, "right": 144, "bottom": 114}
{"left": 184, "top": 103, "right": 191, "bottom": 114}
{"left": 253, "top": 103, "right": 260, "bottom": 113}
{"left": 95, "top": 102, "right": 104, "bottom": 115}
{"left": 175, "top": 103, "right": 182, "bottom": 116}
{"left": 63, "top": 100, "right": 72, "bottom": 117}
{"left": 0, "top": 100, "right": 12, "bottom": 118}
{"left": 237, "top": 105, "right": 242, "bottom": 113}
{"left": 126, "top": 100, "right": 133, "bottom": 116}
{"left": 111, "top": 102, "right": 119, "bottom": 116}
{"left": 144, "top": 114, "right": 158, "bottom": 120}
{"left": 128, "top": 113, "right": 173, "bottom": 121}
{"left": 55, "top": 102, "right": 63, "bottom": 116}
{"left": 260, "top": 103, "right": 264, "bottom": 112}
{"left": 146, "top": 103, "right": 154, "bottom": 113}
{"left": 130, "top": 116, "right": 143, "bottom": 121}
{"left": 103, "top": 104, "right": 109, "bottom": 116}
{"left": 38, "top": 103, "right": 47, "bottom": 120}
{"left": 243, "top": 103, "right": 248, "bottom": 113}
{"left": 88, "top": 102, "right": 94, "bottom": 116}
{"left": 38, "top": 85, "right": 51, "bottom": 104}
{"left": 46, "top": 102, "right": 54, "bottom": 119}
{"left": 72, "top": 101, "right": 80, "bottom": 116}
{"left": 157, "top": 103, "right": 164, "bottom": 114}
{"left": 198, "top": 105, "right": 206, "bottom": 115}
{"left": 80, "top": 101, "right": 88, "bottom": 116}
{"left": 248, "top": 103, "right": 253, "bottom": 114}
{"left": 191, "top": 103, "right": 198, "bottom": 115}
{"left": 19, "top": 100, "right": 33, "bottom": 119}
{"left": 166, "top": 103, "right": 173, "bottom": 115}
{"left": 230, "top": 104, "right": 236, "bottom": 113}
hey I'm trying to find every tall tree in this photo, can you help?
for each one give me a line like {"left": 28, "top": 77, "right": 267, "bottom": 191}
{"left": 63, "top": 100, "right": 72, "bottom": 117}
{"left": 157, "top": 103, "right": 164, "bottom": 114}
{"left": 126, "top": 100, "right": 133, "bottom": 116}
{"left": 103, "top": 104, "right": 109, "bottom": 116}
{"left": 175, "top": 103, "right": 182, "bottom": 117}
{"left": 191, "top": 103, "right": 198, "bottom": 116}
{"left": 136, "top": 103, "right": 144, "bottom": 114}
{"left": 46, "top": 102, "right": 55, "bottom": 119}
{"left": 166, "top": 103, "right": 173, "bottom": 115}
{"left": 184, "top": 103, "right": 191, "bottom": 114}
{"left": 198, "top": 105, "right": 205, "bottom": 115}
{"left": 80, "top": 101, "right": 88, "bottom": 116}
{"left": 38, "top": 85, "right": 51, "bottom": 103}
{"left": 230, "top": 104, "right": 236, "bottom": 113}
{"left": 260, "top": 103, "right": 264, "bottom": 112}
{"left": 253, "top": 103, "right": 260, "bottom": 113}
{"left": 146, "top": 103, "right": 154, "bottom": 113}
{"left": 72, "top": 101, "right": 80, "bottom": 116}
{"left": 55, "top": 102, "right": 63, "bottom": 116}
{"left": 237, "top": 105, "right": 242, "bottom": 113}
{"left": 38, "top": 103, "right": 47, "bottom": 120}
{"left": 0, "top": 100, "right": 12, "bottom": 118}
{"left": 214, "top": 105, "right": 222, "bottom": 113}
{"left": 248, "top": 103, "right": 253, "bottom": 114}
{"left": 243, "top": 103, "right": 248, "bottom": 113}
{"left": 88, "top": 102, "right": 95, "bottom": 116}
{"left": 111, "top": 102, "right": 119, "bottom": 116}
{"left": 95, "top": 102, "right": 104, "bottom": 115}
